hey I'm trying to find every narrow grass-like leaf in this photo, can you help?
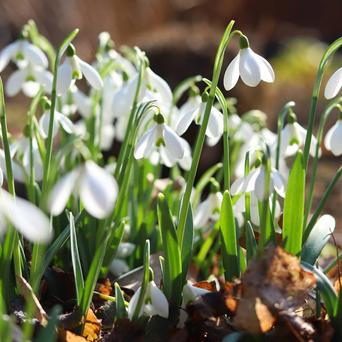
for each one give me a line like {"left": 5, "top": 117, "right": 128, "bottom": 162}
{"left": 114, "top": 283, "right": 127, "bottom": 319}
{"left": 180, "top": 205, "right": 193, "bottom": 287}
{"left": 245, "top": 221, "right": 257, "bottom": 263}
{"left": 282, "top": 151, "right": 305, "bottom": 256}
{"left": 301, "top": 215, "right": 335, "bottom": 265}
{"left": 220, "top": 190, "right": 239, "bottom": 280}
{"left": 301, "top": 261, "right": 337, "bottom": 319}
{"left": 36, "top": 305, "right": 62, "bottom": 342}
{"left": 69, "top": 212, "right": 84, "bottom": 305}
{"left": 157, "top": 193, "right": 182, "bottom": 306}
{"left": 172, "top": 75, "right": 202, "bottom": 105}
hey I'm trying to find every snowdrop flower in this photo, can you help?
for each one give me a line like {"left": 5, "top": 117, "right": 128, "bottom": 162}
{"left": 224, "top": 35, "right": 275, "bottom": 91}
{"left": 231, "top": 163, "right": 285, "bottom": 201}
{"left": 194, "top": 180, "right": 222, "bottom": 228}
{"left": 134, "top": 112, "right": 184, "bottom": 162}
{"left": 56, "top": 44, "right": 103, "bottom": 95}
{"left": 109, "top": 242, "right": 135, "bottom": 276}
{"left": 324, "top": 118, "right": 342, "bottom": 156}
{"left": 48, "top": 160, "right": 118, "bottom": 219}
{"left": 0, "top": 149, "right": 25, "bottom": 183}
{"left": 0, "top": 38, "right": 48, "bottom": 72}
{"left": 182, "top": 282, "right": 210, "bottom": 306}
{"left": 176, "top": 93, "right": 223, "bottom": 140}
{"left": 324, "top": 67, "right": 342, "bottom": 99}
{"left": 128, "top": 281, "right": 169, "bottom": 320}
{"left": 0, "top": 188, "right": 52, "bottom": 243}
{"left": 280, "top": 114, "right": 320, "bottom": 158}
{"left": 5, "top": 64, "right": 52, "bottom": 97}
{"left": 39, "top": 100, "right": 74, "bottom": 139}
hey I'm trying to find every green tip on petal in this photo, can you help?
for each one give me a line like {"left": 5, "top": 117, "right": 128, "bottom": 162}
{"left": 239, "top": 35, "right": 249, "bottom": 49}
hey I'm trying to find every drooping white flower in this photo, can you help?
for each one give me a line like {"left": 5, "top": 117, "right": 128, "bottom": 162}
{"left": 231, "top": 164, "right": 285, "bottom": 201}
{"left": 0, "top": 39, "right": 48, "bottom": 72}
{"left": 194, "top": 191, "right": 222, "bottom": 228}
{"left": 5, "top": 65, "right": 53, "bottom": 97}
{"left": 134, "top": 113, "right": 184, "bottom": 162}
{"left": 0, "top": 149, "right": 25, "bottom": 183}
{"left": 324, "top": 67, "right": 342, "bottom": 99}
{"left": 176, "top": 95, "right": 223, "bottom": 140}
{"left": 56, "top": 44, "right": 103, "bottom": 95}
{"left": 39, "top": 110, "right": 74, "bottom": 139}
{"left": 182, "top": 282, "right": 210, "bottom": 307}
{"left": 324, "top": 119, "right": 342, "bottom": 156}
{"left": 224, "top": 35, "right": 275, "bottom": 91}
{"left": 48, "top": 160, "right": 118, "bottom": 219}
{"left": 109, "top": 242, "right": 135, "bottom": 277}
{"left": 128, "top": 281, "right": 169, "bottom": 320}
{"left": 0, "top": 188, "right": 52, "bottom": 243}
{"left": 280, "top": 121, "right": 320, "bottom": 158}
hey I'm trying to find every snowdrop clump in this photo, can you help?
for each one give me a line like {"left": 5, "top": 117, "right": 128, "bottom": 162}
{"left": 0, "top": 20, "right": 341, "bottom": 340}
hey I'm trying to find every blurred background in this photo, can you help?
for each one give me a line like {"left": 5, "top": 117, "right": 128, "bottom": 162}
{"left": 0, "top": 0, "right": 341, "bottom": 241}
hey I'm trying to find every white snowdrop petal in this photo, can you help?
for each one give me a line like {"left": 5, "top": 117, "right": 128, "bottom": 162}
{"left": 56, "top": 62, "right": 73, "bottom": 95}
{"left": 22, "top": 42, "right": 48, "bottom": 68}
{"left": 56, "top": 112, "right": 75, "bottom": 134}
{"left": 243, "top": 169, "right": 260, "bottom": 193}
{"left": 1, "top": 190, "right": 52, "bottom": 243}
{"left": 159, "top": 146, "right": 176, "bottom": 168}
{"left": 134, "top": 126, "right": 157, "bottom": 159}
{"left": 328, "top": 120, "right": 342, "bottom": 156}
{"left": 80, "top": 161, "right": 118, "bottom": 219}
{"left": 272, "top": 169, "right": 286, "bottom": 198}
{"left": 254, "top": 53, "right": 275, "bottom": 83}
{"left": 0, "top": 41, "right": 18, "bottom": 72}
{"left": 163, "top": 124, "right": 184, "bottom": 160}
{"left": 48, "top": 169, "right": 79, "bottom": 216}
{"left": 149, "top": 282, "right": 169, "bottom": 318}
{"left": 128, "top": 287, "right": 142, "bottom": 320}
{"left": 147, "top": 68, "right": 173, "bottom": 106}
{"left": 176, "top": 107, "right": 198, "bottom": 136}
{"left": 254, "top": 168, "right": 267, "bottom": 201}
{"left": 231, "top": 175, "right": 246, "bottom": 195}
{"left": 194, "top": 199, "right": 211, "bottom": 228}
{"left": 78, "top": 58, "right": 103, "bottom": 90}
{"left": 22, "top": 81, "right": 40, "bottom": 98}
{"left": 206, "top": 107, "right": 223, "bottom": 139}
{"left": 34, "top": 68, "right": 53, "bottom": 93}
{"left": 324, "top": 67, "right": 342, "bottom": 99}
{"left": 0, "top": 167, "right": 3, "bottom": 186}
{"left": 116, "top": 242, "right": 135, "bottom": 258}
{"left": 223, "top": 53, "right": 240, "bottom": 91}
{"left": 5, "top": 69, "right": 26, "bottom": 96}
{"left": 39, "top": 111, "right": 59, "bottom": 139}
{"left": 239, "top": 48, "right": 261, "bottom": 87}
{"left": 109, "top": 259, "right": 129, "bottom": 276}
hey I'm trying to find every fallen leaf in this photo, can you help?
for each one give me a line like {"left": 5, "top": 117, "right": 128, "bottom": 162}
{"left": 82, "top": 309, "right": 101, "bottom": 341}
{"left": 58, "top": 329, "right": 87, "bottom": 342}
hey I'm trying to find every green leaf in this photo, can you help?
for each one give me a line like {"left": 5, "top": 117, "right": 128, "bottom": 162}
{"left": 36, "top": 305, "right": 62, "bottom": 342}
{"left": 282, "top": 151, "right": 305, "bottom": 256}
{"left": 301, "top": 215, "right": 335, "bottom": 265}
{"left": 114, "top": 283, "right": 127, "bottom": 319}
{"left": 245, "top": 221, "right": 257, "bottom": 264}
{"left": 301, "top": 261, "right": 337, "bottom": 319}
{"left": 220, "top": 190, "right": 239, "bottom": 280}
{"left": 157, "top": 193, "right": 182, "bottom": 307}
{"left": 180, "top": 205, "right": 193, "bottom": 287}
{"left": 69, "top": 212, "right": 84, "bottom": 305}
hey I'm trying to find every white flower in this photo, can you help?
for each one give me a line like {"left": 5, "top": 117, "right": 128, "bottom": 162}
{"left": 231, "top": 165, "right": 285, "bottom": 201}
{"left": 176, "top": 98, "right": 223, "bottom": 139}
{"left": 5, "top": 65, "right": 52, "bottom": 97}
{"left": 224, "top": 43, "right": 275, "bottom": 91}
{"left": 0, "top": 149, "right": 25, "bottom": 183}
{"left": 0, "top": 39, "right": 48, "bottom": 72}
{"left": 39, "top": 110, "right": 74, "bottom": 139}
{"left": 194, "top": 192, "right": 222, "bottom": 228}
{"left": 134, "top": 116, "right": 184, "bottom": 162}
{"left": 56, "top": 47, "right": 103, "bottom": 95}
{"left": 48, "top": 160, "right": 118, "bottom": 219}
{"left": 280, "top": 122, "right": 320, "bottom": 158}
{"left": 324, "top": 119, "right": 342, "bottom": 156}
{"left": 109, "top": 259, "right": 129, "bottom": 277}
{"left": 182, "top": 282, "right": 210, "bottom": 307}
{"left": 324, "top": 67, "right": 342, "bottom": 99}
{"left": 0, "top": 189, "right": 52, "bottom": 243}
{"left": 128, "top": 281, "right": 169, "bottom": 320}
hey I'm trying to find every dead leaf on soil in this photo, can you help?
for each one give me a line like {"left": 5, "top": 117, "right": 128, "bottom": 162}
{"left": 82, "top": 309, "right": 101, "bottom": 341}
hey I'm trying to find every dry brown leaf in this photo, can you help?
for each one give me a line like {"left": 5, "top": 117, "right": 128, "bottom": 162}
{"left": 193, "top": 280, "right": 217, "bottom": 292}
{"left": 96, "top": 278, "right": 113, "bottom": 296}
{"left": 58, "top": 329, "right": 87, "bottom": 342}
{"left": 16, "top": 275, "right": 48, "bottom": 326}
{"left": 234, "top": 246, "right": 316, "bottom": 334}
{"left": 82, "top": 309, "right": 101, "bottom": 341}
{"left": 334, "top": 276, "right": 342, "bottom": 293}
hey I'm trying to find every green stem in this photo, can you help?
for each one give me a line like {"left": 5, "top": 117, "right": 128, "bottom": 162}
{"left": 177, "top": 21, "right": 236, "bottom": 247}
{"left": 304, "top": 97, "right": 342, "bottom": 227}
{"left": 302, "top": 37, "right": 342, "bottom": 169}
